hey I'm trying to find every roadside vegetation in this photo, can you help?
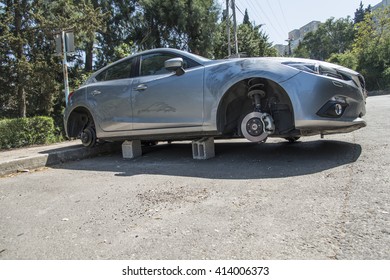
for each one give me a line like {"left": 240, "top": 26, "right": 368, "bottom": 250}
{"left": 0, "top": 1, "right": 387, "bottom": 149}
{"left": 0, "top": 116, "right": 59, "bottom": 149}
{"left": 294, "top": 3, "right": 390, "bottom": 90}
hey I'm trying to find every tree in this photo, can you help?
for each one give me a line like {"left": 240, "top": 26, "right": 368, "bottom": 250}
{"left": 243, "top": 8, "right": 250, "bottom": 25}
{"left": 184, "top": 0, "right": 219, "bottom": 56}
{"left": 213, "top": 17, "right": 276, "bottom": 59}
{"left": 0, "top": 0, "right": 34, "bottom": 117}
{"left": 354, "top": 1, "right": 371, "bottom": 24}
{"left": 135, "top": 0, "right": 219, "bottom": 57}
{"left": 0, "top": 0, "right": 104, "bottom": 118}
{"left": 294, "top": 17, "right": 355, "bottom": 61}
{"left": 327, "top": 51, "right": 358, "bottom": 71}
{"left": 329, "top": 7, "right": 390, "bottom": 90}
{"left": 38, "top": 0, "right": 105, "bottom": 71}
{"left": 238, "top": 23, "right": 276, "bottom": 57}
{"left": 353, "top": 7, "right": 390, "bottom": 89}
{"left": 93, "top": 0, "right": 138, "bottom": 68}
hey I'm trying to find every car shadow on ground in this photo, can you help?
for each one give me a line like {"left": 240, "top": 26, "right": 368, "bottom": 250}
{"left": 55, "top": 139, "right": 362, "bottom": 179}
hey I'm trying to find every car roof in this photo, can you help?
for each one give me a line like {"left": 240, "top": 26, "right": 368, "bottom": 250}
{"left": 137, "top": 48, "right": 211, "bottom": 63}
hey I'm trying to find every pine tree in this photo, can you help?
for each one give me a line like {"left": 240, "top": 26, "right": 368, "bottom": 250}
{"left": 243, "top": 9, "right": 250, "bottom": 25}
{"left": 136, "top": 0, "right": 219, "bottom": 57}
{"left": 0, "top": 0, "right": 104, "bottom": 118}
{"left": 214, "top": 15, "right": 276, "bottom": 58}
{"left": 354, "top": 1, "right": 371, "bottom": 24}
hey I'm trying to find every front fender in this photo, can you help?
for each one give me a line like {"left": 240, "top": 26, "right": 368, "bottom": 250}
{"left": 202, "top": 59, "right": 300, "bottom": 129}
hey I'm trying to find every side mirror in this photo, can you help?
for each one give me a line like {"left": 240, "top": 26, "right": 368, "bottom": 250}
{"left": 164, "top": 57, "right": 185, "bottom": 76}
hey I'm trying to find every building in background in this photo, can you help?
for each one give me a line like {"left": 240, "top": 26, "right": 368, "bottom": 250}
{"left": 275, "top": 20, "right": 320, "bottom": 56}
{"left": 288, "top": 20, "right": 321, "bottom": 51}
{"left": 275, "top": 0, "right": 389, "bottom": 57}
{"left": 372, "top": 0, "right": 390, "bottom": 11}
{"left": 274, "top": 44, "right": 288, "bottom": 57}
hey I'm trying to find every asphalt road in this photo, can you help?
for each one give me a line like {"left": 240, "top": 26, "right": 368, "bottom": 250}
{"left": 0, "top": 95, "right": 389, "bottom": 260}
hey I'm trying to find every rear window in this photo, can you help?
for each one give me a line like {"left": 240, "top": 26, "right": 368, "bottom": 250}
{"left": 95, "top": 58, "right": 134, "bottom": 81}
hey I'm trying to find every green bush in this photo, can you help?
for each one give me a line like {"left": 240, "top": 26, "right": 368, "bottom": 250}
{"left": 0, "top": 116, "right": 59, "bottom": 149}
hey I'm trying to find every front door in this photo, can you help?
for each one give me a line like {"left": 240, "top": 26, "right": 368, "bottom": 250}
{"left": 132, "top": 52, "right": 204, "bottom": 130}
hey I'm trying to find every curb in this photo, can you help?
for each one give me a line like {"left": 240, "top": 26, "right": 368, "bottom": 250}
{"left": 0, "top": 142, "right": 121, "bottom": 176}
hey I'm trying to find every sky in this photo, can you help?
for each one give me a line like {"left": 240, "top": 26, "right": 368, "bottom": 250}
{"left": 220, "top": 0, "right": 382, "bottom": 45}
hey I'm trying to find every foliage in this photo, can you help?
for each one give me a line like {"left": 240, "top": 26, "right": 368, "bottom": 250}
{"left": 238, "top": 23, "right": 276, "bottom": 57}
{"left": 0, "top": 116, "right": 59, "bottom": 149}
{"left": 243, "top": 9, "right": 250, "bottom": 25}
{"left": 294, "top": 2, "right": 390, "bottom": 90}
{"left": 214, "top": 18, "right": 276, "bottom": 59}
{"left": 294, "top": 17, "right": 355, "bottom": 61}
{"left": 353, "top": 7, "right": 390, "bottom": 89}
{"left": 136, "top": 0, "right": 219, "bottom": 57}
{"left": 354, "top": 1, "right": 371, "bottom": 24}
{"left": 328, "top": 51, "right": 358, "bottom": 70}
{"left": 0, "top": 0, "right": 105, "bottom": 119}
{"left": 92, "top": 0, "right": 137, "bottom": 68}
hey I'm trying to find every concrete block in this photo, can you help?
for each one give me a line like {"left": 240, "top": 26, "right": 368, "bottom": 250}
{"left": 122, "top": 140, "right": 142, "bottom": 159}
{"left": 192, "top": 137, "right": 215, "bottom": 160}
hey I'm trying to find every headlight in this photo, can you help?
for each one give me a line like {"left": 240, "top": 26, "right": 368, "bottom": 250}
{"left": 282, "top": 61, "right": 319, "bottom": 74}
{"left": 282, "top": 61, "right": 346, "bottom": 80}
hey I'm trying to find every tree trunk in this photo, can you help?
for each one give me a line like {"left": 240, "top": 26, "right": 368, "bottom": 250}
{"left": 17, "top": 86, "right": 26, "bottom": 118}
{"left": 14, "top": 0, "right": 27, "bottom": 118}
{"left": 85, "top": 41, "right": 93, "bottom": 72}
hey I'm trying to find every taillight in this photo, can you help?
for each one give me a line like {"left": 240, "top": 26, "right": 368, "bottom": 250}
{"left": 68, "top": 91, "right": 74, "bottom": 103}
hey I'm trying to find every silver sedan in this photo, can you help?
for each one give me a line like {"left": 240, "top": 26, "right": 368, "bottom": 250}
{"left": 64, "top": 48, "right": 366, "bottom": 147}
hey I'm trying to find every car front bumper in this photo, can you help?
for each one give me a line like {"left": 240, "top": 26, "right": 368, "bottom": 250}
{"left": 280, "top": 70, "right": 367, "bottom": 136}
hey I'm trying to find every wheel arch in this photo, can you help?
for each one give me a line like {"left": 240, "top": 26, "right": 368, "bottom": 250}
{"left": 65, "top": 106, "right": 96, "bottom": 138}
{"left": 216, "top": 76, "right": 296, "bottom": 135}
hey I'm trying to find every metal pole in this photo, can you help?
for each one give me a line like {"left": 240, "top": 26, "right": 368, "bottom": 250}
{"left": 226, "top": 0, "right": 231, "bottom": 57}
{"left": 232, "top": 0, "right": 239, "bottom": 56}
{"left": 285, "top": 38, "right": 292, "bottom": 56}
{"left": 62, "top": 30, "right": 70, "bottom": 105}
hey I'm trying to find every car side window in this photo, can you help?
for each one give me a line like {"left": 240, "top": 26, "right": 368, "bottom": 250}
{"left": 140, "top": 53, "right": 176, "bottom": 76}
{"left": 139, "top": 53, "right": 200, "bottom": 77}
{"left": 94, "top": 70, "right": 107, "bottom": 82}
{"left": 95, "top": 58, "right": 134, "bottom": 81}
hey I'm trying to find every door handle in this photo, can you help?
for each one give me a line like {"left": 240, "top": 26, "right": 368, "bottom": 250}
{"left": 134, "top": 84, "right": 148, "bottom": 91}
{"left": 91, "top": 90, "right": 101, "bottom": 96}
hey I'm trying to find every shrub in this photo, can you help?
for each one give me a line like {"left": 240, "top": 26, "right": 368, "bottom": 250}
{"left": 0, "top": 116, "right": 59, "bottom": 149}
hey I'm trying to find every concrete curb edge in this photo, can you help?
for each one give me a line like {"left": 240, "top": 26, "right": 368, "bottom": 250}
{"left": 0, "top": 143, "right": 120, "bottom": 176}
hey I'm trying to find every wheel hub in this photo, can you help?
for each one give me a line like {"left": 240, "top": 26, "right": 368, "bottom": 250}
{"left": 80, "top": 127, "right": 96, "bottom": 147}
{"left": 240, "top": 111, "right": 275, "bottom": 142}
{"left": 246, "top": 117, "right": 264, "bottom": 136}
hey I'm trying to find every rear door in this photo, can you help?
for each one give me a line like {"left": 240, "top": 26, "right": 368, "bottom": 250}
{"left": 87, "top": 57, "right": 135, "bottom": 132}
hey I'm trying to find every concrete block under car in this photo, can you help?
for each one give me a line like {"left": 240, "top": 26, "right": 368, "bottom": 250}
{"left": 192, "top": 137, "right": 215, "bottom": 160}
{"left": 122, "top": 140, "right": 142, "bottom": 159}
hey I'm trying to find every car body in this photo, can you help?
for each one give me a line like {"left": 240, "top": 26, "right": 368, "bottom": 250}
{"left": 64, "top": 48, "right": 366, "bottom": 147}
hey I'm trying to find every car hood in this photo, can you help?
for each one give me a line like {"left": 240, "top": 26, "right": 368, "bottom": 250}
{"left": 206, "top": 57, "right": 359, "bottom": 76}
